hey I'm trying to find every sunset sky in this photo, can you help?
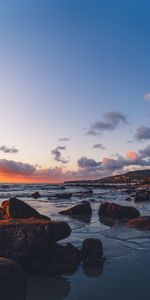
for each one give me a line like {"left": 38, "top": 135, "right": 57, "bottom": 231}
{"left": 0, "top": 0, "right": 150, "bottom": 183}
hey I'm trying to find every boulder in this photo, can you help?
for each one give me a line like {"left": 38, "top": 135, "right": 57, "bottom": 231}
{"left": 0, "top": 219, "right": 71, "bottom": 264}
{"left": 59, "top": 201, "right": 92, "bottom": 215}
{"left": 31, "top": 191, "right": 41, "bottom": 199}
{"left": 99, "top": 202, "right": 140, "bottom": 219}
{"left": 0, "top": 257, "right": 26, "bottom": 300}
{"left": 2, "top": 198, "right": 49, "bottom": 220}
{"left": 30, "top": 243, "right": 81, "bottom": 276}
{"left": 127, "top": 216, "right": 150, "bottom": 230}
{"left": 81, "top": 238, "right": 103, "bottom": 267}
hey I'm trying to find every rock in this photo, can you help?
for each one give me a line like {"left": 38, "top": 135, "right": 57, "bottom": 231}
{"left": 134, "top": 191, "right": 150, "bottom": 202}
{"left": 0, "top": 219, "right": 71, "bottom": 264}
{"left": 0, "top": 207, "right": 4, "bottom": 219}
{"left": 74, "top": 189, "right": 93, "bottom": 197}
{"left": 2, "top": 198, "right": 49, "bottom": 220}
{"left": 99, "top": 202, "right": 140, "bottom": 219}
{"left": 31, "top": 243, "right": 81, "bottom": 276}
{"left": 56, "top": 193, "right": 72, "bottom": 199}
{"left": 31, "top": 191, "right": 41, "bottom": 199}
{"left": 127, "top": 216, "right": 150, "bottom": 230}
{"left": 0, "top": 257, "right": 26, "bottom": 300}
{"left": 81, "top": 238, "right": 103, "bottom": 267}
{"left": 59, "top": 201, "right": 92, "bottom": 215}
{"left": 125, "top": 197, "right": 132, "bottom": 201}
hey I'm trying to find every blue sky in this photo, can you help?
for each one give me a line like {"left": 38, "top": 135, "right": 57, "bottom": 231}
{"left": 0, "top": 0, "right": 150, "bottom": 182}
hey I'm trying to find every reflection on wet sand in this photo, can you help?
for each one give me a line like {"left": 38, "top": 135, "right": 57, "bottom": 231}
{"left": 82, "top": 259, "right": 104, "bottom": 277}
{"left": 100, "top": 217, "right": 120, "bottom": 228}
{"left": 68, "top": 214, "right": 92, "bottom": 224}
{"left": 27, "top": 275, "right": 71, "bottom": 300}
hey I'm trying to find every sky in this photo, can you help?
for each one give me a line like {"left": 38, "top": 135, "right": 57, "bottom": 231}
{"left": 0, "top": 0, "right": 150, "bottom": 182}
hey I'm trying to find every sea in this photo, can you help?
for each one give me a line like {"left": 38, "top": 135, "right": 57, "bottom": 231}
{"left": 1, "top": 183, "right": 150, "bottom": 300}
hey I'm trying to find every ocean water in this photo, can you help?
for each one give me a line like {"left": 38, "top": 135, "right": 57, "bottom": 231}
{"left": 1, "top": 183, "right": 150, "bottom": 300}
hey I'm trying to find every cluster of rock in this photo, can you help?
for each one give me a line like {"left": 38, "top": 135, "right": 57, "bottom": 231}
{"left": 59, "top": 199, "right": 150, "bottom": 231}
{"left": 1, "top": 189, "right": 150, "bottom": 299}
{"left": 0, "top": 198, "right": 104, "bottom": 299}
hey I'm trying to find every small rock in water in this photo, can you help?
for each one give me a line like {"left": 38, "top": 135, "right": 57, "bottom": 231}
{"left": 125, "top": 197, "right": 132, "bottom": 201}
{"left": 0, "top": 257, "right": 26, "bottom": 300}
{"left": 59, "top": 201, "right": 92, "bottom": 215}
{"left": 81, "top": 238, "right": 103, "bottom": 267}
{"left": 99, "top": 202, "right": 140, "bottom": 219}
{"left": 134, "top": 191, "right": 150, "bottom": 202}
{"left": 31, "top": 191, "right": 41, "bottom": 199}
{"left": 56, "top": 192, "right": 72, "bottom": 199}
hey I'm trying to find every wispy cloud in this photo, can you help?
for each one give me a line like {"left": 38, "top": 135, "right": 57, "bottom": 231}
{"left": 87, "top": 111, "right": 128, "bottom": 136}
{"left": 51, "top": 146, "right": 69, "bottom": 164}
{"left": 0, "top": 145, "right": 19, "bottom": 154}
{"left": 93, "top": 143, "right": 106, "bottom": 150}
{"left": 58, "top": 138, "right": 70, "bottom": 142}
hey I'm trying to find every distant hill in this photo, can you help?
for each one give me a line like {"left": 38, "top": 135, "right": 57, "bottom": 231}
{"left": 94, "top": 170, "right": 150, "bottom": 184}
{"left": 64, "top": 169, "right": 150, "bottom": 185}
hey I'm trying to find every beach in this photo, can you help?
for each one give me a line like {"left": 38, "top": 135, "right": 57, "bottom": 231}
{"left": 0, "top": 183, "right": 150, "bottom": 300}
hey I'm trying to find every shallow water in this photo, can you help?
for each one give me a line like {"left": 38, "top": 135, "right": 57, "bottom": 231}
{"left": 0, "top": 184, "right": 150, "bottom": 300}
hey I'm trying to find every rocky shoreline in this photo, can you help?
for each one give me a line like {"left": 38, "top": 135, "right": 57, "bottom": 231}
{"left": 1, "top": 188, "right": 150, "bottom": 299}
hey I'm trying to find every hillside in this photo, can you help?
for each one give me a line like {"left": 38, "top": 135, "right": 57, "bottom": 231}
{"left": 64, "top": 170, "right": 150, "bottom": 185}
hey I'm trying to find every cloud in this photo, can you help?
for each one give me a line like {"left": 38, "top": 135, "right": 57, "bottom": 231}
{"left": 134, "top": 126, "right": 150, "bottom": 140}
{"left": 0, "top": 159, "right": 36, "bottom": 175}
{"left": 126, "top": 151, "right": 139, "bottom": 162}
{"left": 1, "top": 149, "right": 150, "bottom": 183}
{"left": 102, "top": 151, "right": 150, "bottom": 171}
{"left": 0, "top": 145, "right": 19, "bottom": 154}
{"left": 93, "top": 143, "right": 106, "bottom": 150}
{"left": 139, "top": 144, "right": 150, "bottom": 158}
{"left": 58, "top": 138, "right": 70, "bottom": 142}
{"left": 78, "top": 156, "right": 101, "bottom": 168}
{"left": 87, "top": 111, "right": 128, "bottom": 136}
{"left": 51, "top": 146, "right": 69, "bottom": 164}
{"left": 144, "top": 93, "right": 150, "bottom": 100}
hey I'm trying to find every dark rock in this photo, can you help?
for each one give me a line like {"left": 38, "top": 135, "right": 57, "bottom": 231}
{"left": 0, "top": 219, "right": 71, "bottom": 264}
{"left": 74, "top": 189, "right": 93, "bottom": 197}
{"left": 81, "top": 238, "right": 103, "bottom": 267}
{"left": 56, "top": 193, "right": 72, "bottom": 199}
{"left": 0, "top": 257, "right": 26, "bottom": 300}
{"left": 29, "top": 243, "right": 81, "bottom": 276}
{"left": 59, "top": 201, "right": 92, "bottom": 215}
{"left": 99, "top": 202, "right": 140, "bottom": 219}
{"left": 31, "top": 191, "right": 41, "bottom": 199}
{"left": 127, "top": 216, "right": 150, "bottom": 230}
{"left": 134, "top": 191, "right": 150, "bottom": 202}
{"left": 2, "top": 198, "right": 49, "bottom": 220}
{"left": 125, "top": 197, "right": 132, "bottom": 201}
